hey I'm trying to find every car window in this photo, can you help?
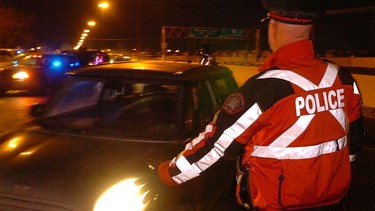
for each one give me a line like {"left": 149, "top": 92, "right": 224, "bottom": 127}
{"left": 19, "top": 54, "right": 42, "bottom": 65}
{"left": 0, "top": 50, "right": 12, "bottom": 57}
{"left": 41, "top": 79, "right": 182, "bottom": 139}
{"left": 12, "top": 54, "right": 27, "bottom": 61}
{"left": 45, "top": 80, "right": 104, "bottom": 116}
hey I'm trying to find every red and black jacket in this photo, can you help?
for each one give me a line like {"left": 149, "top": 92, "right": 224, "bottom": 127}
{"left": 158, "top": 39, "right": 365, "bottom": 210}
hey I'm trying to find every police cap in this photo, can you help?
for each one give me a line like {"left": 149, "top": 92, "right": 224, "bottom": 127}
{"left": 262, "top": 0, "right": 325, "bottom": 24}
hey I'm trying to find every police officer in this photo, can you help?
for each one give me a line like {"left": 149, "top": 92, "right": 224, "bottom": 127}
{"left": 136, "top": 0, "right": 365, "bottom": 210}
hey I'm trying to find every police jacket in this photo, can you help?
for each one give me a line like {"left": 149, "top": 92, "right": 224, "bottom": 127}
{"left": 157, "top": 39, "right": 365, "bottom": 210}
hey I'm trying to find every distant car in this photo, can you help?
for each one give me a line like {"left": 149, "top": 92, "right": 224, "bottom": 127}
{"left": 61, "top": 49, "right": 110, "bottom": 66}
{"left": 0, "top": 48, "right": 24, "bottom": 62}
{"left": 0, "top": 53, "right": 31, "bottom": 67}
{"left": 0, "top": 61, "right": 238, "bottom": 210}
{"left": 108, "top": 53, "right": 132, "bottom": 63}
{"left": 0, "top": 53, "right": 80, "bottom": 95}
{"left": 86, "top": 50, "right": 110, "bottom": 66}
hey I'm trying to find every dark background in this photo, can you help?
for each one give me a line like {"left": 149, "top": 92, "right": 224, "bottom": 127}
{"left": 1, "top": 0, "right": 374, "bottom": 54}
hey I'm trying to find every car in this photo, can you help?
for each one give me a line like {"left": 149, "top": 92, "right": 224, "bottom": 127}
{"left": 0, "top": 49, "right": 24, "bottom": 62}
{"left": 0, "top": 61, "right": 239, "bottom": 210}
{"left": 0, "top": 53, "right": 32, "bottom": 68}
{"left": 0, "top": 53, "right": 81, "bottom": 95}
{"left": 61, "top": 49, "right": 110, "bottom": 66}
{"left": 108, "top": 52, "right": 132, "bottom": 63}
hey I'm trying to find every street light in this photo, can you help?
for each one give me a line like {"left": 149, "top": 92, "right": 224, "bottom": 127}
{"left": 74, "top": 25, "right": 94, "bottom": 50}
{"left": 98, "top": 1, "right": 110, "bottom": 9}
{"left": 87, "top": 21, "right": 96, "bottom": 27}
{"left": 73, "top": 2, "right": 109, "bottom": 50}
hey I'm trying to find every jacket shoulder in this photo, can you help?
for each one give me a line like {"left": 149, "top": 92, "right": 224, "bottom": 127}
{"left": 239, "top": 68, "right": 295, "bottom": 111}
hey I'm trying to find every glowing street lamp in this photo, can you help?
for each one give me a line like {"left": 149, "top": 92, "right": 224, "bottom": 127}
{"left": 98, "top": 2, "right": 109, "bottom": 9}
{"left": 73, "top": 2, "right": 109, "bottom": 50}
{"left": 87, "top": 21, "right": 96, "bottom": 27}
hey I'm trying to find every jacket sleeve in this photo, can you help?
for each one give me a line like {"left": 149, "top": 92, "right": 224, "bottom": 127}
{"left": 347, "top": 81, "right": 365, "bottom": 162}
{"left": 338, "top": 67, "right": 366, "bottom": 162}
{"left": 157, "top": 82, "right": 262, "bottom": 186}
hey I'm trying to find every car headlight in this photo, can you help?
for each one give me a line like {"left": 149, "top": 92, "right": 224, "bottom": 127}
{"left": 12, "top": 71, "right": 29, "bottom": 80}
{"left": 94, "top": 178, "right": 146, "bottom": 211}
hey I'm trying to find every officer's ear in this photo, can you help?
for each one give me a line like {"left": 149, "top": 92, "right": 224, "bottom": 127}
{"left": 268, "top": 19, "right": 277, "bottom": 51}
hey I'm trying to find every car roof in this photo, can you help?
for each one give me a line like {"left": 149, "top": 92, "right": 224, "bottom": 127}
{"left": 23, "top": 53, "right": 79, "bottom": 61}
{"left": 27, "top": 53, "right": 75, "bottom": 56}
{"left": 67, "top": 61, "right": 233, "bottom": 82}
{"left": 0, "top": 48, "right": 23, "bottom": 52}
{"left": 0, "top": 49, "right": 23, "bottom": 57}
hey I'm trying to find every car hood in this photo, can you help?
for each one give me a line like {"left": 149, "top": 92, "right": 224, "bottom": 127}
{"left": 0, "top": 62, "right": 15, "bottom": 69}
{"left": 0, "top": 127, "right": 184, "bottom": 210}
{"left": 0, "top": 64, "right": 42, "bottom": 72}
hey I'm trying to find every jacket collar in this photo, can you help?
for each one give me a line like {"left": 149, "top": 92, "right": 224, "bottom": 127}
{"left": 258, "top": 39, "right": 316, "bottom": 72}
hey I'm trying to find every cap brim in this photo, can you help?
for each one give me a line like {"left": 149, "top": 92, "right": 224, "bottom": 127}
{"left": 268, "top": 12, "right": 314, "bottom": 25}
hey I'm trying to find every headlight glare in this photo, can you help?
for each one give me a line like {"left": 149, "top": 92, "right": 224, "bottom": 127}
{"left": 12, "top": 71, "right": 29, "bottom": 80}
{"left": 94, "top": 178, "right": 146, "bottom": 211}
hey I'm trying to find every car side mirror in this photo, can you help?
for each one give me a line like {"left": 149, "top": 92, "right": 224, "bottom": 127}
{"left": 30, "top": 103, "right": 46, "bottom": 117}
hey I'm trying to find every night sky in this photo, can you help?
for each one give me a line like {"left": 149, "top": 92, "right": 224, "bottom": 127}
{"left": 3, "top": 0, "right": 375, "bottom": 54}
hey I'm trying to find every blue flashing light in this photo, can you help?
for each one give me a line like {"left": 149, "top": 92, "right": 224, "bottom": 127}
{"left": 70, "top": 63, "right": 74, "bottom": 67}
{"left": 16, "top": 50, "right": 23, "bottom": 54}
{"left": 52, "top": 60, "right": 62, "bottom": 68}
{"left": 75, "top": 62, "right": 81, "bottom": 67}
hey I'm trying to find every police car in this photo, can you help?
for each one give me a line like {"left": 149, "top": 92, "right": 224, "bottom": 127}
{"left": 0, "top": 53, "right": 80, "bottom": 95}
{"left": 0, "top": 61, "right": 238, "bottom": 210}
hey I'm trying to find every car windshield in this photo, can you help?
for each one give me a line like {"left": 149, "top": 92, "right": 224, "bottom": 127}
{"left": 12, "top": 53, "right": 28, "bottom": 61}
{"left": 38, "top": 78, "right": 183, "bottom": 140}
{"left": 19, "top": 54, "right": 43, "bottom": 65}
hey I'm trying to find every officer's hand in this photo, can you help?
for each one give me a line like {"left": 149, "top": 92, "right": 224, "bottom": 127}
{"left": 135, "top": 170, "right": 167, "bottom": 204}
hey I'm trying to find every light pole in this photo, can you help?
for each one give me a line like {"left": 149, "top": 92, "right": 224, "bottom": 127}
{"left": 136, "top": 0, "right": 141, "bottom": 59}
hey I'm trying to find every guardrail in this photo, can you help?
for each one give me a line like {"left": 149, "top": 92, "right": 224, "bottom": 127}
{"left": 341, "top": 66, "right": 375, "bottom": 75}
{"left": 162, "top": 55, "right": 375, "bottom": 68}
